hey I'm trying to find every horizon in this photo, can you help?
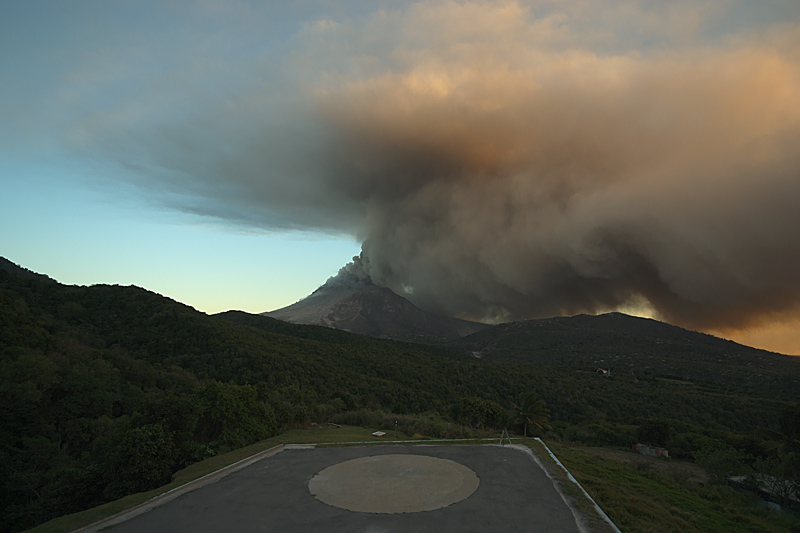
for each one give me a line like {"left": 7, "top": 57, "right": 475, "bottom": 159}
{"left": 2, "top": 1, "right": 800, "bottom": 356}
{"left": 3, "top": 254, "right": 798, "bottom": 357}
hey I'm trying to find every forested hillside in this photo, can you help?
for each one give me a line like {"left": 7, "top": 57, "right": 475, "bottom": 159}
{"left": 1, "top": 261, "right": 799, "bottom": 531}
{"left": 455, "top": 314, "right": 800, "bottom": 392}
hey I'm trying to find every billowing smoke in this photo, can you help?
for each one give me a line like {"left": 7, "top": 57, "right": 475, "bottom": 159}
{"left": 339, "top": 48, "right": 800, "bottom": 327}
{"left": 62, "top": 2, "right": 800, "bottom": 334}
{"left": 318, "top": 256, "right": 375, "bottom": 293}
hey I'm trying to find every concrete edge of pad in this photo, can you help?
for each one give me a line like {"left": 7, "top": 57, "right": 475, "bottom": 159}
{"left": 72, "top": 444, "right": 286, "bottom": 533}
{"left": 510, "top": 440, "right": 622, "bottom": 533}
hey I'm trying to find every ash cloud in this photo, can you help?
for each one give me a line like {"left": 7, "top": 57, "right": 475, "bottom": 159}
{"left": 61, "top": 1, "right": 800, "bottom": 334}
{"left": 317, "top": 256, "right": 375, "bottom": 293}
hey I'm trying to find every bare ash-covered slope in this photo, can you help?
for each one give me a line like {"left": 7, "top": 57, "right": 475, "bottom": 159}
{"left": 264, "top": 269, "right": 487, "bottom": 342}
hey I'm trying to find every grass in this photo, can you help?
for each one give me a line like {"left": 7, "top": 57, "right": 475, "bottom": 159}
{"left": 525, "top": 438, "right": 619, "bottom": 533}
{"left": 545, "top": 441, "right": 800, "bottom": 533}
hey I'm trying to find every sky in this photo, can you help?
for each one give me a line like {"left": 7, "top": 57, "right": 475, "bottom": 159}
{"left": 2, "top": 1, "right": 800, "bottom": 354}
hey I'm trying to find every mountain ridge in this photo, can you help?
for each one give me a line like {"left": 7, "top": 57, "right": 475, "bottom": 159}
{"left": 0, "top": 256, "right": 55, "bottom": 283}
{"left": 451, "top": 311, "right": 800, "bottom": 392}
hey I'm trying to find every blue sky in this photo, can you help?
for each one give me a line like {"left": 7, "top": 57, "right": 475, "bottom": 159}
{"left": 0, "top": 1, "right": 364, "bottom": 313}
{"left": 0, "top": 153, "right": 360, "bottom": 313}
{"left": 2, "top": 1, "right": 800, "bottom": 353}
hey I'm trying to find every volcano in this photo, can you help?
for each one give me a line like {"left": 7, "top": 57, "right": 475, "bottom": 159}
{"left": 263, "top": 270, "right": 487, "bottom": 342}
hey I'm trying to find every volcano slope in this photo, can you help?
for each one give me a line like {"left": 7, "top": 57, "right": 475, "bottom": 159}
{"left": 264, "top": 271, "right": 486, "bottom": 342}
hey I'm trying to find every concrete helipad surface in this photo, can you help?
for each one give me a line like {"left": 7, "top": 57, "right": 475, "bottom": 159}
{"left": 106, "top": 444, "right": 581, "bottom": 532}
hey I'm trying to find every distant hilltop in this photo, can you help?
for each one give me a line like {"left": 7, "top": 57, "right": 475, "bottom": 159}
{"left": 263, "top": 268, "right": 487, "bottom": 343}
{"left": 0, "top": 257, "right": 55, "bottom": 283}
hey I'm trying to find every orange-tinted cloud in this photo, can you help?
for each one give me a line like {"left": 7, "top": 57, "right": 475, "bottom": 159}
{"left": 713, "top": 314, "right": 800, "bottom": 356}
{"left": 62, "top": 1, "right": 800, "bottom": 351}
{"left": 306, "top": 3, "right": 800, "bottom": 336}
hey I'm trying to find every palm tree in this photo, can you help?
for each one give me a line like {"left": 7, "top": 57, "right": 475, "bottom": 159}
{"left": 510, "top": 392, "right": 551, "bottom": 437}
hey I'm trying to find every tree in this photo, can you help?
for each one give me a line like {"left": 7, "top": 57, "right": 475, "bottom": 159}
{"left": 638, "top": 418, "right": 671, "bottom": 447}
{"left": 195, "top": 381, "right": 277, "bottom": 451}
{"left": 510, "top": 392, "right": 551, "bottom": 437}
{"left": 104, "top": 423, "right": 177, "bottom": 500}
{"left": 694, "top": 447, "right": 745, "bottom": 485}
{"left": 779, "top": 403, "right": 800, "bottom": 453}
{"left": 452, "top": 397, "right": 506, "bottom": 430}
{"left": 753, "top": 454, "right": 799, "bottom": 506}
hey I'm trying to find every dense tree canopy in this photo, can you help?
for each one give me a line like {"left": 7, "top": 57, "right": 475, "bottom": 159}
{"left": 1, "top": 265, "right": 799, "bottom": 531}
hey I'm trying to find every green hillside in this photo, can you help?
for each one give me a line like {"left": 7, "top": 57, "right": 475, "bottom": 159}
{"left": 454, "top": 313, "right": 800, "bottom": 392}
{"left": 1, "top": 260, "right": 799, "bottom": 531}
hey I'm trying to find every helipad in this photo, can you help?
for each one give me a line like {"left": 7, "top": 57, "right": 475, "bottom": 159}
{"left": 309, "top": 453, "right": 480, "bottom": 513}
{"left": 97, "top": 444, "right": 582, "bottom": 532}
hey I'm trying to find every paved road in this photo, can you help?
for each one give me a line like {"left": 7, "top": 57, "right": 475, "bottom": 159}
{"left": 109, "top": 444, "right": 581, "bottom": 532}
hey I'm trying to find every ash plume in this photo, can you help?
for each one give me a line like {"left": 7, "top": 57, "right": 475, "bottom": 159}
{"left": 60, "top": 2, "right": 800, "bottom": 335}
{"left": 315, "top": 256, "right": 375, "bottom": 294}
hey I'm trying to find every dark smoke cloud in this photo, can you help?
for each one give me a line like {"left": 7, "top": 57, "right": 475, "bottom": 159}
{"left": 63, "top": 1, "right": 800, "bottom": 334}
{"left": 310, "top": 15, "right": 800, "bottom": 330}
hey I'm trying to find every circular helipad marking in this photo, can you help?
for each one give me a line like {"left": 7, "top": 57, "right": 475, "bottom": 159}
{"left": 308, "top": 454, "right": 479, "bottom": 514}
